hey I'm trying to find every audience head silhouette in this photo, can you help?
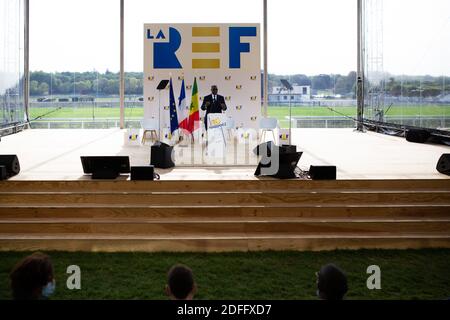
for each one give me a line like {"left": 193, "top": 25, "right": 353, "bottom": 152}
{"left": 10, "top": 252, "right": 55, "bottom": 300}
{"left": 8, "top": 255, "right": 352, "bottom": 300}
{"left": 316, "top": 264, "right": 348, "bottom": 300}
{"left": 166, "top": 264, "right": 196, "bottom": 300}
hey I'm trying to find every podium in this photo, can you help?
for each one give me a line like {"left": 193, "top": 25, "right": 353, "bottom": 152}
{"left": 206, "top": 113, "right": 227, "bottom": 158}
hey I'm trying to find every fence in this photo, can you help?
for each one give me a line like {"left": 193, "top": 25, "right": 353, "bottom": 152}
{"left": 293, "top": 116, "right": 450, "bottom": 129}
{"left": 29, "top": 116, "right": 450, "bottom": 130}
{"left": 30, "top": 119, "right": 142, "bottom": 129}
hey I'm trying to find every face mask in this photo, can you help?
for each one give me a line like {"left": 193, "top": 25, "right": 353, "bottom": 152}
{"left": 42, "top": 280, "right": 55, "bottom": 298}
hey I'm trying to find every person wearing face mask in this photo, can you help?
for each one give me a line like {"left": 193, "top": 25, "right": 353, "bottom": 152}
{"left": 201, "top": 85, "right": 227, "bottom": 131}
{"left": 10, "top": 252, "right": 56, "bottom": 300}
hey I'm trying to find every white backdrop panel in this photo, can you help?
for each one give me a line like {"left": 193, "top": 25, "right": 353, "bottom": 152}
{"left": 144, "top": 23, "right": 261, "bottom": 140}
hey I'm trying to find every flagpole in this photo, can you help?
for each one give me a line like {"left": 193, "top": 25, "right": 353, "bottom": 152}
{"left": 158, "top": 89, "right": 161, "bottom": 141}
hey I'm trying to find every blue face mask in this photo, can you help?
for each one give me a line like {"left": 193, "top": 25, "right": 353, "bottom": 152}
{"left": 42, "top": 280, "right": 55, "bottom": 298}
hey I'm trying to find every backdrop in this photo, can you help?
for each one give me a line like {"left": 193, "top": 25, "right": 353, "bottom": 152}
{"left": 143, "top": 23, "right": 261, "bottom": 141}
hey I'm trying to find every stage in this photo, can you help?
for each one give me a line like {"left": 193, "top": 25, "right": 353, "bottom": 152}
{"left": 1, "top": 128, "right": 449, "bottom": 252}
{"left": 0, "top": 128, "right": 448, "bottom": 180}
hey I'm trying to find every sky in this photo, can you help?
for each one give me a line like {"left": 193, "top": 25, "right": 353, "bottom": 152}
{"left": 28, "top": 0, "right": 450, "bottom": 76}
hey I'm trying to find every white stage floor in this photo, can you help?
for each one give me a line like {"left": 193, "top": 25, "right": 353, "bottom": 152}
{"left": 1, "top": 128, "right": 449, "bottom": 180}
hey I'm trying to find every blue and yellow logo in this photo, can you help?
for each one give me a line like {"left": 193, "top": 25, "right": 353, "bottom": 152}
{"left": 146, "top": 26, "right": 257, "bottom": 70}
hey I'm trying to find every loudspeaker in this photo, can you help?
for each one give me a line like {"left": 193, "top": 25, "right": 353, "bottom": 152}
{"left": 274, "top": 152, "right": 302, "bottom": 179}
{"left": 253, "top": 141, "right": 276, "bottom": 156}
{"left": 0, "top": 155, "right": 20, "bottom": 178}
{"left": 131, "top": 165, "right": 155, "bottom": 180}
{"left": 0, "top": 166, "right": 7, "bottom": 180}
{"left": 151, "top": 142, "right": 175, "bottom": 169}
{"left": 253, "top": 142, "right": 296, "bottom": 157}
{"left": 436, "top": 154, "right": 450, "bottom": 176}
{"left": 81, "top": 156, "right": 130, "bottom": 179}
{"left": 280, "top": 144, "right": 297, "bottom": 154}
{"left": 406, "top": 129, "right": 431, "bottom": 143}
{"left": 309, "top": 165, "right": 337, "bottom": 180}
{"left": 255, "top": 152, "right": 303, "bottom": 179}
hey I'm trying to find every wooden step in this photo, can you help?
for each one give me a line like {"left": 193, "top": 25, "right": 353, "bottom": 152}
{"left": 0, "top": 233, "right": 449, "bottom": 252}
{"left": 1, "top": 179, "right": 449, "bottom": 193}
{"left": 0, "top": 205, "right": 449, "bottom": 219}
{"left": 1, "top": 191, "right": 450, "bottom": 205}
{"left": 1, "top": 178, "right": 448, "bottom": 252}
{"left": 3, "top": 217, "right": 449, "bottom": 223}
{"left": 0, "top": 219, "right": 448, "bottom": 235}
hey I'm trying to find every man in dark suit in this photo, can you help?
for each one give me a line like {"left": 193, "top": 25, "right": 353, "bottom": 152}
{"left": 201, "top": 85, "right": 227, "bottom": 130}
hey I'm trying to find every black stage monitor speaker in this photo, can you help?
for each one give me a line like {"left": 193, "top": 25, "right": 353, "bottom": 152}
{"left": 131, "top": 165, "right": 155, "bottom": 180}
{"left": 280, "top": 144, "right": 297, "bottom": 154}
{"left": 436, "top": 154, "right": 450, "bottom": 176}
{"left": 406, "top": 129, "right": 431, "bottom": 143}
{"left": 0, "top": 155, "right": 20, "bottom": 179}
{"left": 0, "top": 166, "right": 7, "bottom": 180}
{"left": 255, "top": 152, "right": 303, "bottom": 179}
{"left": 81, "top": 156, "right": 130, "bottom": 179}
{"left": 309, "top": 165, "right": 337, "bottom": 180}
{"left": 151, "top": 142, "right": 175, "bottom": 169}
{"left": 253, "top": 141, "right": 276, "bottom": 156}
{"left": 253, "top": 142, "right": 296, "bottom": 157}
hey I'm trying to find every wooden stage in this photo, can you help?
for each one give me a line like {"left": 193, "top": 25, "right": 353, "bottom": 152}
{"left": 0, "top": 128, "right": 449, "bottom": 180}
{"left": 0, "top": 128, "right": 449, "bottom": 252}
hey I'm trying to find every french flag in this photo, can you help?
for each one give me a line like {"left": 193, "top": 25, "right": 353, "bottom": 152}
{"left": 178, "top": 79, "right": 188, "bottom": 131}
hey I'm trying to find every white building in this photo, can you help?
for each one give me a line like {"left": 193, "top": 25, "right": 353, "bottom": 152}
{"left": 268, "top": 84, "right": 311, "bottom": 104}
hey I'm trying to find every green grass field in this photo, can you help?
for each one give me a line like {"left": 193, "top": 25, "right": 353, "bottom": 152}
{"left": 1, "top": 249, "right": 449, "bottom": 300}
{"left": 29, "top": 107, "right": 142, "bottom": 120}
{"left": 268, "top": 105, "right": 450, "bottom": 117}
{"left": 29, "top": 105, "right": 450, "bottom": 121}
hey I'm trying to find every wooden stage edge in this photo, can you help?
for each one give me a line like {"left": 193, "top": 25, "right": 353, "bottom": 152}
{"left": 1, "top": 177, "right": 450, "bottom": 252}
{"left": 1, "top": 129, "right": 449, "bottom": 252}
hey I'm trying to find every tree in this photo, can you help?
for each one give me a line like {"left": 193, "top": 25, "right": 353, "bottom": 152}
{"left": 30, "top": 71, "right": 51, "bottom": 85}
{"left": 105, "top": 79, "right": 119, "bottom": 94}
{"left": 59, "top": 82, "right": 72, "bottom": 94}
{"left": 27, "top": 70, "right": 445, "bottom": 98}
{"left": 335, "top": 77, "right": 348, "bottom": 95}
{"left": 30, "top": 80, "right": 40, "bottom": 95}
{"left": 125, "top": 77, "right": 140, "bottom": 94}
{"left": 75, "top": 80, "right": 92, "bottom": 94}
{"left": 291, "top": 74, "right": 311, "bottom": 86}
{"left": 38, "top": 82, "right": 49, "bottom": 95}
{"left": 311, "top": 74, "right": 332, "bottom": 90}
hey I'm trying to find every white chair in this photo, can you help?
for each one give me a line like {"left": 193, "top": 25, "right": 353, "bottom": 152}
{"left": 226, "top": 117, "right": 235, "bottom": 139}
{"left": 259, "top": 117, "right": 278, "bottom": 143}
{"left": 140, "top": 118, "right": 159, "bottom": 144}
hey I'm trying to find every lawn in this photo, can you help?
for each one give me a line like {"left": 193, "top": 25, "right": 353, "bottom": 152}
{"left": 268, "top": 105, "right": 450, "bottom": 117}
{"left": 29, "top": 107, "right": 144, "bottom": 120}
{"left": 29, "top": 105, "right": 450, "bottom": 121}
{"left": 0, "top": 249, "right": 449, "bottom": 300}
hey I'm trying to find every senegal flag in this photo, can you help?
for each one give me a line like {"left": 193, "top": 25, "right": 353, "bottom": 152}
{"left": 181, "top": 77, "right": 200, "bottom": 134}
